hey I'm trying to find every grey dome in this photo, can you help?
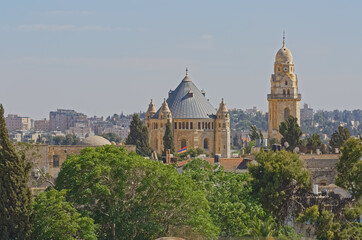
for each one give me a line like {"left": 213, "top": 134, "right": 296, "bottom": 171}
{"left": 153, "top": 75, "right": 216, "bottom": 119}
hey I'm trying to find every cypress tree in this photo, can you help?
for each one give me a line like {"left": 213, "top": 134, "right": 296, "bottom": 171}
{"left": 0, "top": 104, "right": 32, "bottom": 239}
{"left": 163, "top": 120, "right": 175, "bottom": 156}
{"left": 126, "top": 113, "right": 152, "bottom": 156}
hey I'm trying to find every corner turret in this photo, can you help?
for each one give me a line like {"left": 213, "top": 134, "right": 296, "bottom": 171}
{"left": 159, "top": 98, "right": 172, "bottom": 120}
{"left": 146, "top": 99, "right": 156, "bottom": 119}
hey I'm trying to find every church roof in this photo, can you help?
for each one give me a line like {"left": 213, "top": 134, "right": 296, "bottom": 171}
{"left": 152, "top": 73, "right": 217, "bottom": 119}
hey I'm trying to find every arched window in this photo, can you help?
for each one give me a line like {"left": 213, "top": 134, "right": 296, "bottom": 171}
{"left": 174, "top": 122, "right": 177, "bottom": 129}
{"left": 283, "top": 90, "right": 286, "bottom": 95}
{"left": 186, "top": 122, "right": 189, "bottom": 129}
{"left": 181, "top": 139, "right": 186, "bottom": 149}
{"left": 208, "top": 122, "right": 211, "bottom": 129}
{"left": 285, "top": 81, "right": 288, "bottom": 85}
{"left": 202, "top": 122, "right": 205, "bottom": 129}
{"left": 284, "top": 108, "right": 290, "bottom": 120}
{"left": 198, "top": 122, "right": 201, "bottom": 129}
{"left": 204, "top": 139, "right": 209, "bottom": 149}
{"left": 190, "top": 122, "right": 193, "bottom": 129}
{"left": 182, "top": 122, "right": 185, "bottom": 129}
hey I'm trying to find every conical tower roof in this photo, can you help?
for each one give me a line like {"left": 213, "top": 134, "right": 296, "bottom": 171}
{"left": 153, "top": 72, "right": 216, "bottom": 119}
{"left": 147, "top": 99, "right": 156, "bottom": 114}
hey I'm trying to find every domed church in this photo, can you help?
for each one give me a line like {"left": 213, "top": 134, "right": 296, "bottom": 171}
{"left": 146, "top": 70, "right": 230, "bottom": 158}
{"left": 268, "top": 34, "right": 301, "bottom": 140}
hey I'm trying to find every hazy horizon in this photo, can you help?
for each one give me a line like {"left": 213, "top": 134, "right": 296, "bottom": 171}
{"left": 1, "top": 0, "right": 361, "bottom": 119}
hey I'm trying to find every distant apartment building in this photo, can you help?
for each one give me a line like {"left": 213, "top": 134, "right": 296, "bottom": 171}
{"left": 65, "top": 122, "right": 94, "bottom": 138}
{"left": 300, "top": 103, "right": 314, "bottom": 121}
{"left": 5, "top": 114, "right": 32, "bottom": 131}
{"left": 34, "top": 119, "right": 50, "bottom": 132}
{"left": 49, "top": 109, "right": 88, "bottom": 132}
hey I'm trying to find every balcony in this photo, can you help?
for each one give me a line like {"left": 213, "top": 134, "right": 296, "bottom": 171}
{"left": 267, "top": 94, "right": 301, "bottom": 100}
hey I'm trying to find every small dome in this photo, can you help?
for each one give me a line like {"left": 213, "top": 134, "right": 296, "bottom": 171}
{"left": 275, "top": 45, "right": 293, "bottom": 64}
{"left": 83, "top": 136, "right": 111, "bottom": 146}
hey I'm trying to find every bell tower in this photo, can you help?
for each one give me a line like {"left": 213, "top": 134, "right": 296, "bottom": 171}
{"left": 268, "top": 34, "right": 301, "bottom": 141}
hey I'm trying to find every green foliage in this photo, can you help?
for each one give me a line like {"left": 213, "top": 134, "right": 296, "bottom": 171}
{"left": 306, "top": 134, "right": 325, "bottom": 153}
{"left": 56, "top": 145, "right": 217, "bottom": 239}
{"left": 31, "top": 189, "right": 97, "bottom": 240}
{"left": 329, "top": 126, "right": 351, "bottom": 152}
{"left": 51, "top": 134, "right": 81, "bottom": 145}
{"left": 297, "top": 204, "right": 362, "bottom": 240}
{"left": 316, "top": 211, "right": 340, "bottom": 240}
{"left": 249, "top": 125, "right": 260, "bottom": 141}
{"left": 183, "top": 159, "right": 268, "bottom": 238}
{"left": 279, "top": 116, "right": 303, "bottom": 151}
{"left": 336, "top": 137, "right": 362, "bottom": 199}
{"left": 248, "top": 151, "right": 310, "bottom": 223}
{"left": 297, "top": 205, "right": 319, "bottom": 223}
{"left": 246, "top": 140, "right": 255, "bottom": 154}
{"left": 278, "top": 225, "right": 303, "bottom": 240}
{"left": 0, "top": 104, "right": 32, "bottom": 240}
{"left": 101, "top": 132, "right": 123, "bottom": 143}
{"left": 229, "top": 109, "right": 268, "bottom": 131}
{"left": 125, "top": 113, "right": 152, "bottom": 156}
{"left": 162, "top": 120, "right": 174, "bottom": 155}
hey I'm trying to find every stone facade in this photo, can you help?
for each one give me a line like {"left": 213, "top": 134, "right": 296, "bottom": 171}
{"left": 5, "top": 114, "right": 32, "bottom": 131}
{"left": 146, "top": 72, "right": 230, "bottom": 158}
{"left": 268, "top": 38, "right": 301, "bottom": 141}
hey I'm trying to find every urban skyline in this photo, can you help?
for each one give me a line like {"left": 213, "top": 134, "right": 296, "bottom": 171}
{"left": 1, "top": 0, "right": 361, "bottom": 119}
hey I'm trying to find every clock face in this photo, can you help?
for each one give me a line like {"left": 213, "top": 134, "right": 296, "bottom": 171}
{"left": 283, "top": 67, "right": 288, "bottom": 72}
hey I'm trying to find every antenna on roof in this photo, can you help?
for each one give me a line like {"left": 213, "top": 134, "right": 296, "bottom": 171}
{"left": 283, "top": 30, "right": 286, "bottom": 47}
{"left": 185, "top": 67, "right": 188, "bottom": 76}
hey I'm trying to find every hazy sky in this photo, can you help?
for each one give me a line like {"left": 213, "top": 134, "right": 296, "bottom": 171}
{"left": 0, "top": 0, "right": 361, "bottom": 119}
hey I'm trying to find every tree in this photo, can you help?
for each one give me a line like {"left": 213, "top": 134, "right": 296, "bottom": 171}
{"left": 162, "top": 120, "right": 174, "bottom": 155}
{"left": 248, "top": 150, "right": 310, "bottom": 223}
{"left": 101, "top": 132, "right": 122, "bottom": 143}
{"left": 336, "top": 137, "right": 362, "bottom": 199}
{"left": 56, "top": 145, "right": 218, "bottom": 240}
{"left": 249, "top": 125, "right": 260, "bottom": 141}
{"left": 183, "top": 159, "right": 268, "bottom": 238}
{"left": 306, "top": 134, "right": 324, "bottom": 153}
{"left": 279, "top": 116, "right": 303, "bottom": 151}
{"left": 0, "top": 104, "right": 32, "bottom": 239}
{"left": 329, "top": 126, "right": 351, "bottom": 152}
{"left": 31, "top": 189, "right": 97, "bottom": 240}
{"left": 125, "top": 113, "right": 152, "bottom": 156}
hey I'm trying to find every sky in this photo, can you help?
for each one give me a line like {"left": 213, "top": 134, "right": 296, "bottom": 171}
{"left": 0, "top": 0, "right": 361, "bottom": 119}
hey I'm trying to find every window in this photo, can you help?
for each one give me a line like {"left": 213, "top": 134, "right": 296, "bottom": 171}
{"left": 208, "top": 122, "right": 211, "bottom": 129}
{"left": 175, "top": 122, "right": 177, "bottom": 129}
{"left": 179, "top": 122, "right": 181, "bottom": 129}
{"left": 212, "top": 123, "right": 214, "bottom": 129}
{"left": 223, "top": 123, "right": 226, "bottom": 128}
{"left": 283, "top": 90, "right": 286, "bottom": 95}
{"left": 284, "top": 108, "right": 290, "bottom": 120}
{"left": 285, "top": 81, "right": 288, "bottom": 85}
{"left": 53, "top": 155, "right": 60, "bottom": 168}
{"left": 287, "top": 89, "right": 290, "bottom": 95}
{"left": 182, "top": 122, "right": 185, "bottom": 129}
{"left": 190, "top": 122, "right": 193, "bottom": 129}
{"left": 202, "top": 122, "right": 205, "bottom": 129}
{"left": 204, "top": 139, "right": 209, "bottom": 149}
{"left": 186, "top": 122, "right": 189, "bottom": 129}
{"left": 181, "top": 139, "right": 187, "bottom": 149}
{"left": 198, "top": 122, "right": 201, "bottom": 129}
